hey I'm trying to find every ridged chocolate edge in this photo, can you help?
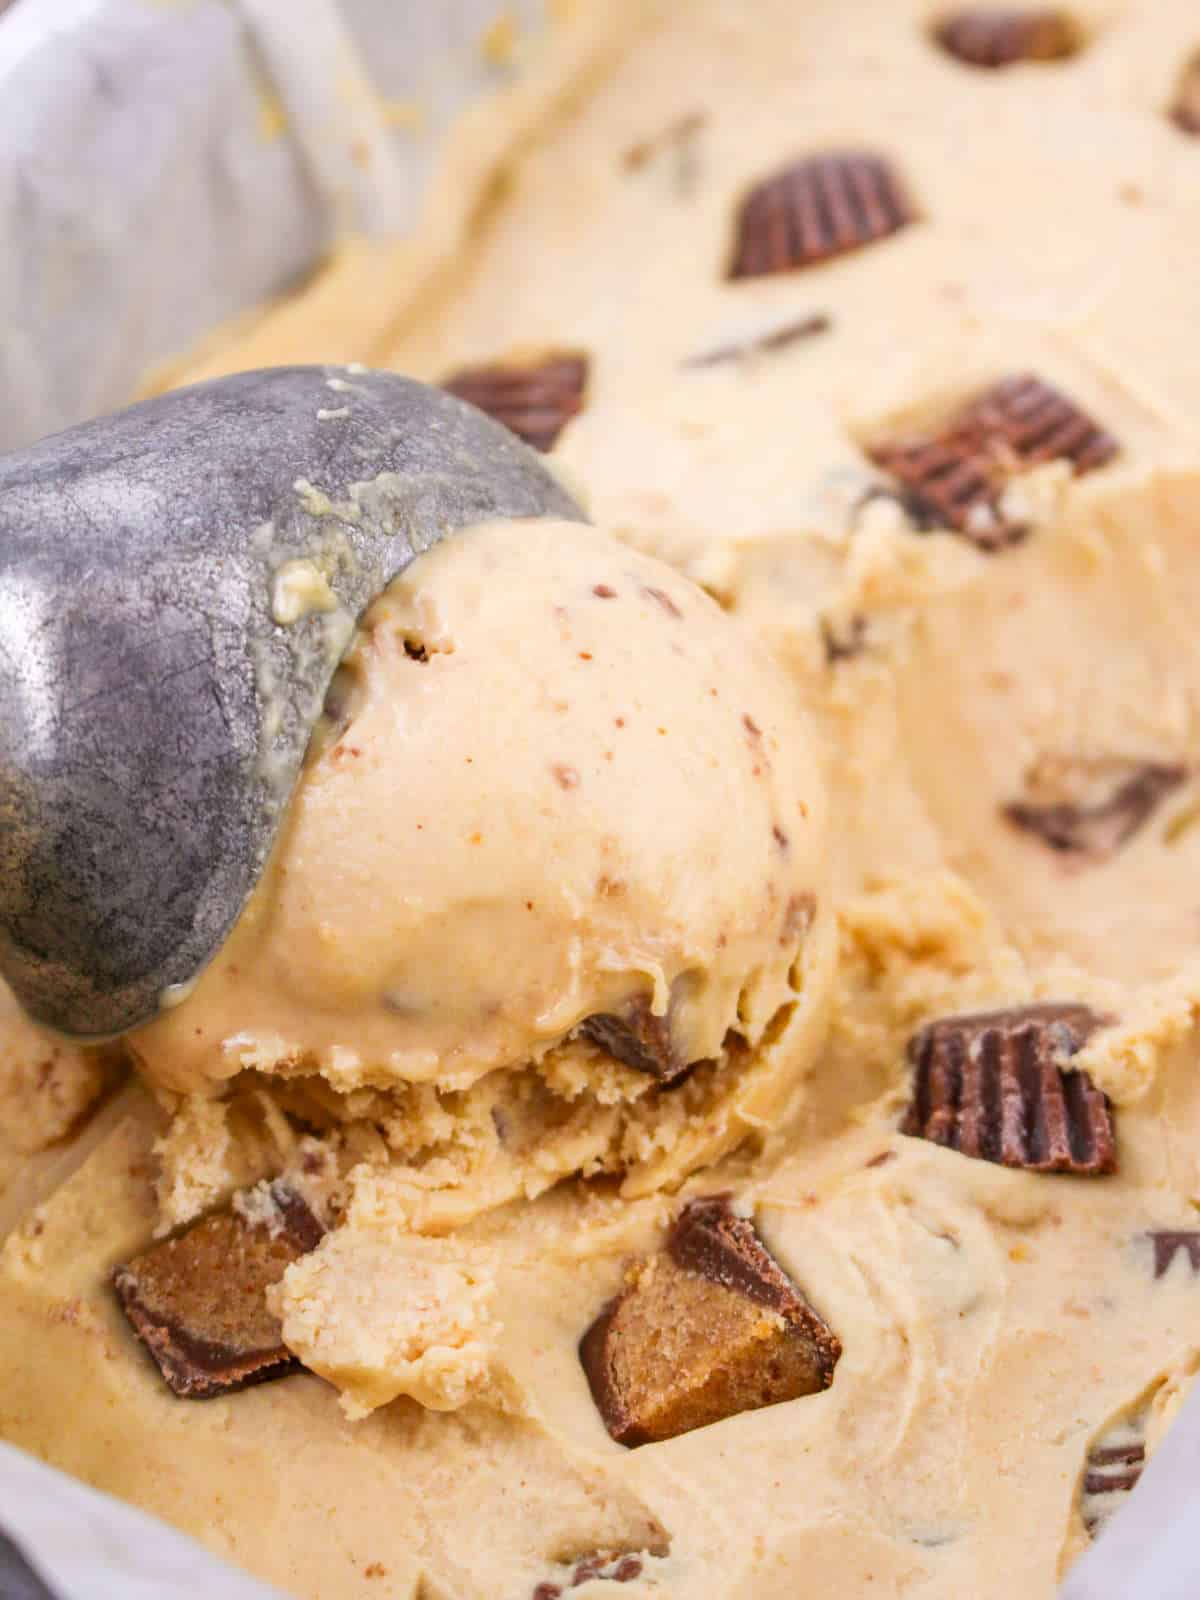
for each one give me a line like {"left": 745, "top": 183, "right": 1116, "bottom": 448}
{"left": 728, "top": 152, "right": 914, "bottom": 279}
{"left": 579, "top": 1296, "right": 645, "bottom": 1447}
{"left": 668, "top": 1197, "right": 842, "bottom": 1379}
{"left": 112, "top": 1182, "right": 323, "bottom": 1400}
{"left": 442, "top": 356, "right": 588, "bottom": 451}
{"left": 112, "top": 1266, "right": 300, "bottom": 1399}
{"left": 901, "top": 1004, "right": 1117, "bottom": 1174}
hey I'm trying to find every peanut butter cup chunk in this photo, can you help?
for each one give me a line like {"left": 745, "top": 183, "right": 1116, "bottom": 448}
{"left": 933, "top": 9, "right": 1082, "bottom": 69}
{"left": 113, "top": 1181, "right": 325, "bottom": 1398}
{"left": 580, "top": 1196, "right": 840, "bottom": 1446}
{"left": 727, "top": 151, "right": 914, "bottom": 280}
{"left": 531, "top": 1552, "right": 647, "bottom": 1597}
{"left": 902, "top": 1004, "right": 1116, "bottom": 1175}
{"left": 579, "top": 998, "right": 689, "bottom": 1084}
{"left": 442, "top": 353, "right": 588, "bottom": 451}
{"left": 1080, "top": 1412, "right": 1147, "bottom": 1535}
{"left": 869, "top": 373, "right": 1118, "bottom": 548}
{"left": 870, "top": 434, "right": 1009, "bottom": 547}
{"left": 965, "top": 373, "right": 1118, "bottom": 472}
{"left": 1169, "top": 53, "right": 1200, "bottom": 135}
{"left": 1004, "top": 759, "right": 1186, "bottom": 858}
{"left": 1148, "top": 1230, "right": 1200, "bottom": 1278}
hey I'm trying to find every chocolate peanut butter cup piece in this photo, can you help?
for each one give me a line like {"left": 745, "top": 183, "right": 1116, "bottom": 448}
{"left": 113, "top": 1180, "right": 325, "bottom": 1398}
{"left": 869, "top": 435, "right": 1010, "bottom": 547}
{"left": 728, "top": 151, "right": 914, "bottom": 280}
{"left": 1080, "top": 1413, "right": 1147, "bottom": 1535}
{"left": 532, "top": 1552, "right": 646, "bottom": 1597}
{"left": 1004, "top": 760, "right": 1186, "bottom": 858}
{"left": 580, "top": 1196, "right": 840, "bottom": 1446}
{"left": 579, "top": 998, "right": 692, "bottom": 1085}
{"left": 442, "top": 353, "right": 588, "bottom": 452}
{"left": 964, "top": 373, "right": 1118, "bottom": 472}
{"left": 901, "top": 1003, "right": 1116, "bottom": 1174}
{"left": 1148, "top": 1230, "right": 1200, "bottom": 1278}
{"left": 1169, "top": 54, "right": 1200, "bottom": 135}
{"left": 933, "top": 9, "right": 1082, "bottom": 69}
{"left": 869, "top": 373, "right": 1118, "bottom": 548}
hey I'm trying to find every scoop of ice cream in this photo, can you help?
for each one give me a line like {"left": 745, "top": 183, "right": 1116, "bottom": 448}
{"left": 132, "top": 518, "right": 834, "bottom": 1212}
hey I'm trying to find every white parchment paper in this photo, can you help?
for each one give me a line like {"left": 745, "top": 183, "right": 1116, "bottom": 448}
{"left": 0, "top": 1442, "right": 287, "bottom": 1598}
{"left": 0, "top": 2, "right": 1196, "bottom": 1595}
{"left": 0, "top": 0, "right": 547, "bottom": 449}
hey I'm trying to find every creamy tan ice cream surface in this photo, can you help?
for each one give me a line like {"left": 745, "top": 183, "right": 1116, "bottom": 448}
{"left": 136, "top": 516, "right": 831, "bottom": 1111}
{"left": 5, "top": 0, "right": 1200, "bottom": 1597}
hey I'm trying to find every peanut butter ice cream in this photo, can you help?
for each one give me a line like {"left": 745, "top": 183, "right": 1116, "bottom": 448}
{"left": 132, "top": 514, "right": 834, "bottom": 1245}
{"left": 4, "top": 0, "right": 1200, "bottom": 1597}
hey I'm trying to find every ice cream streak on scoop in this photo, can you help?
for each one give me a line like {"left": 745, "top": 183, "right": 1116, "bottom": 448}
{"left": 132, "top": 518, "right": 833, "bottom": 1121}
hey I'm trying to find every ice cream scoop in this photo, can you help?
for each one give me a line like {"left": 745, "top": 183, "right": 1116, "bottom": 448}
{"left": 133, "top": 514, "right": 836, "bottom": 1245}
{"left": 134, "top": 518, "right": 832, "bottom": 1111}
{"left": 0, "top": 367, "right": 581, "bottom": 1040}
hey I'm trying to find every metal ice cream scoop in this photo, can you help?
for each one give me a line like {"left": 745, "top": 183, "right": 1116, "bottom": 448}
{"left": 0, "top": 365, "right": 583, "bottom": 1040}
